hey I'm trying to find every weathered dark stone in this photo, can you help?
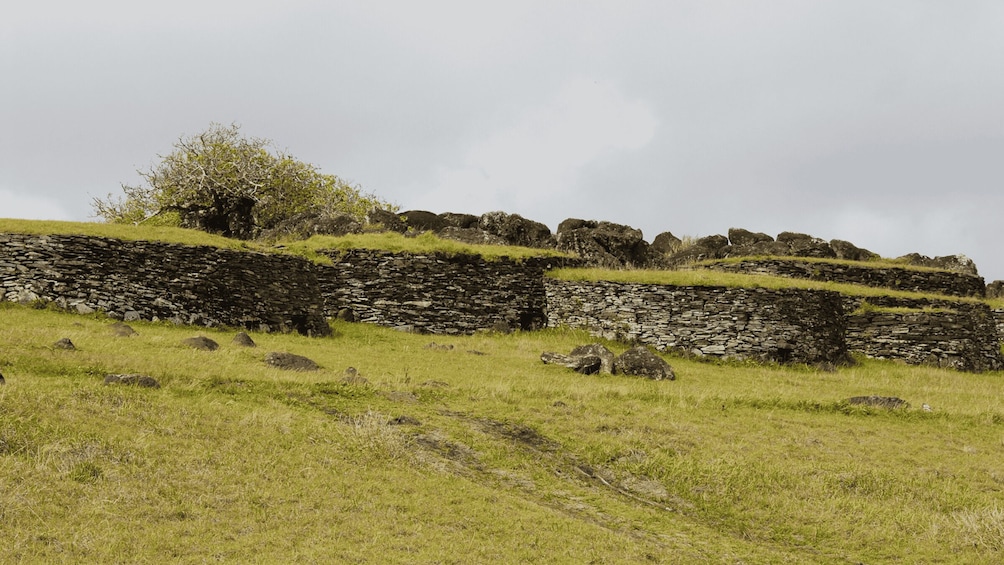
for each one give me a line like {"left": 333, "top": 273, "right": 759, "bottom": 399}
{"left": 336, "top": 308, "right": 356, "bottom": 322}
{"left": 479, "top": 211, "right": 555, "bottom": 248}
{"left": 987, "top": 280, "right": 1004, "bottom": 299}
{"left": 104, "top": 374, "right": 161, "bottom": 388}
{"left": 182, "top": 336, "right": 219, "bottom": 351}
{"left": 664, "top": 234, "right": 730, "bottom": 265}
{"left": 401, "top": 210, "right": 449, "bottom": 232}
{"left": 846, "top": 396, "right": 908, "bottom": 409}
{"left": 110, "top": 322, "right": 137, "bottom": 337}
{"left": 556, "top": 219, "right": 650, "bottom": 268}
{"left": 0, "top": 372, "right": 5, "bottom": 385}
{"left": 53, "top": 338, "right": 76, "bottom": 350}
{"left": 258, "top": 211, "right": 361, "bottom": 241}
{"left": 728, "top": 228, "right": 773, "bottom": 246}
{"left": 613, "top": 346, "right": 676, "bottom": 380}
{"left": 264, "top": 352, "right": 319, "bottom": 371}
{"left": 898, "top": 253, "right": 979, "bottom": 276}
{"left": 830, "top": 239, "right": 877, "bottom": 262}
{"left": 232, "top": 332, "right": 256, "bottom": 347}
{"left": 366, "top": 208, "right": 407, "bottom": 233}
{"left": 437, "top": 212, "right": 480, "bottom": 229}
{"left": 779, "top": 233, "right": 836, "bottom": 258}
{"left": 649, "top": 232, "right": 682, "bottom": 255}
{"left": 569, "top": 343, "right": 615, "bottom": 374}
{"left": 541, "top": 351, "right": 602, "bottom": 374}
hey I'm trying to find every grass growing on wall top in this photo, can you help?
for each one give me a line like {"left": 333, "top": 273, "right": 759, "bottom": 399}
{"left": 694, "top": 254, "right": 962, "bottom": 273}
{"left": 2, "top": 302, "right": 1004, "bottom": 562}
{"left": 0, "top": 219, "right": 569, "bottom": 263}
{"left": 279, "top": 231, "right": 571, "bottom": 261}
{"left": 0, "top": 218, "right": 256, "bottom": 251}
{"left": 548, "top": 266, "right": 988, "bottom": 303}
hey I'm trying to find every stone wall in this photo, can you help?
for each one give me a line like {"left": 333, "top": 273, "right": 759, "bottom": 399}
{"left": 844, "top": 300, "right": 1002, "bottom": 372}
{"left": 0, "top": 233, "right": 330, "bottom": 335}
{"left": 701, "top": 259, "right": 986, "bottom": 297}
{"left": 544, "top": 278, "right": 848, "bottom": 365}
{"left": 315, "top": 249, "right": 579, "bottom": 334}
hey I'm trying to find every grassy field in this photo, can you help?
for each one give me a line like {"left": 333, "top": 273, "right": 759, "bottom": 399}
{"left": 2, "top": 303, "right": 1004, "bottom": 563}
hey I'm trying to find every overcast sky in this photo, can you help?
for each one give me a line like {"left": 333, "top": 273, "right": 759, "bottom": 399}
{"left": 3, "top": 1, "right": 1003, "bottom": 279}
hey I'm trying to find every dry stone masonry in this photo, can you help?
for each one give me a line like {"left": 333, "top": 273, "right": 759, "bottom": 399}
{"left": 544, "top": 278, "right": 848, "bottom": 365}
{"left": 316, "top": 249, "right": 580, "bottom": 334}
{"left": 0, "top": 233, "right": 330, "bottom": 336}
{"left": 2, "top": 230, "right": 1002, "bottom": 372}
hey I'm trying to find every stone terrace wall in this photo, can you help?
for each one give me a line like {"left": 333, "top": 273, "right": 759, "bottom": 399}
{"left": 701, "top": 259, "right": 986, "bottom": 297}
{"left": 0, "top": 233, "right": 330, "bottom": 335}
{"left": 544, "top": 278, "right": 848, "bottom": 364}
{"left": 842, "top": 295, "right": 1003, "bottom": 372}
{"left": 315, "top": 249, "right": 581, "bottom": 334}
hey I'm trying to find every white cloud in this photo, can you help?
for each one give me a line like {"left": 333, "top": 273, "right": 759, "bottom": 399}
{"left": 0, "top": 188, "right": 74, "bottom": 221}
{"left": 415, "top": 78, "right": 657, "bottom": 215}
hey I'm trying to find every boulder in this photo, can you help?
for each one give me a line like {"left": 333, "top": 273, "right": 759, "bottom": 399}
{"left": 264, "top": 352, "right": 319, "bottom": 371}
{"left": 612, "top": 346, "right": 676, "bottom": 380}
{"left": 478, "top": 211, "right": 555, "bottom": 248}
{"left": 336, "top": 308, "right": 356, "bottom": 322}
{"left": 182, "top": 336, "right": 219, "bottom": 351}
{"left": 728, "top": 228, "right": 773, "bottom": 247}
{"left": 569, "top": 343, "right": 615, "bottom": 374}
{"left": 830, "top": 239, "right": 877, "bottom": 262}
{"left": 898, "top": 253, "right": 979, "bottom": 276}
{"left": 664, "top": 234, "right": 729, "bottom": 266}
{"left": 556, "top": 219, "right": 650, "bottom": 268}
{"left": 987, "top": 280, "right": 1004, "bottom": 299}
{"left": 401, "top": 210, "right": 449, "bottom": 232}
{"left": 367, "top": 208, "right": 407, "bottom": 233}
{"left": 541, "top": 351, "right": 603, "bottom": 375}
{"left": 258, "top": 211, "right": 361, "bottom": 241}
{"left": 649, "top": 231, "right": 682, "bottom": 255}
{"left": 104, "top": 374, "right": 161, "bottom": 388}
{"left": 438, "top": 212, "right": 480, "bottom": 229}
{"left": 232, "top": 332, "right": 256, "bottom": 347}
{"left": 777, "top": 232, "right": 836, "bottom": 258}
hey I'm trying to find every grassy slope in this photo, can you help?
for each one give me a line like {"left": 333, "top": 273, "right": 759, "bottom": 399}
{"left": 2, "top": 304, "right": 1004, "bottom": 563}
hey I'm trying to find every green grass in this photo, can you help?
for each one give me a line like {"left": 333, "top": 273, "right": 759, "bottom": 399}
{"left": 277, "top": 231, "right": 571, "bottom": 262}
{"left": 549, "top": 267, "right": 988, "bottom": 304}
{"left": 0, "top": 219, "right": 567, "bottom": 266}
{"left": 694, "top": 254, "right": 958, "bottom": 273}
{"left": 3, "top": 303, "right": 1004, "bottom": 563}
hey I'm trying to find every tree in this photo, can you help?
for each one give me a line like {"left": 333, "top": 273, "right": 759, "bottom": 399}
{"left": 93, "top": 123, "right": 396, "bottom": 239}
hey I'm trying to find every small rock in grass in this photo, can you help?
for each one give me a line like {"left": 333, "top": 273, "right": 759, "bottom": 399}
{"left": 182, "top": 336, "right": 219, "bottom": 351}
{"left": 104, "top": 374, "right": 160, "bottom": 388}
{"left": 341, "top": 367, "right": 369, "bottom": 385}
{"left": 264, "top": 352, "right": 319, "bottom": 371}
{"left": 232, "top": 332, "right": 256, "bottom": 347}
{"left": 388, "top": 415, "right": 421, "bottom": 426}
{"left": 109, "top": 322, "right": 137, "bottom": 337}
{"left": 53, "top": 338, "right": 76, "bottom": 350}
